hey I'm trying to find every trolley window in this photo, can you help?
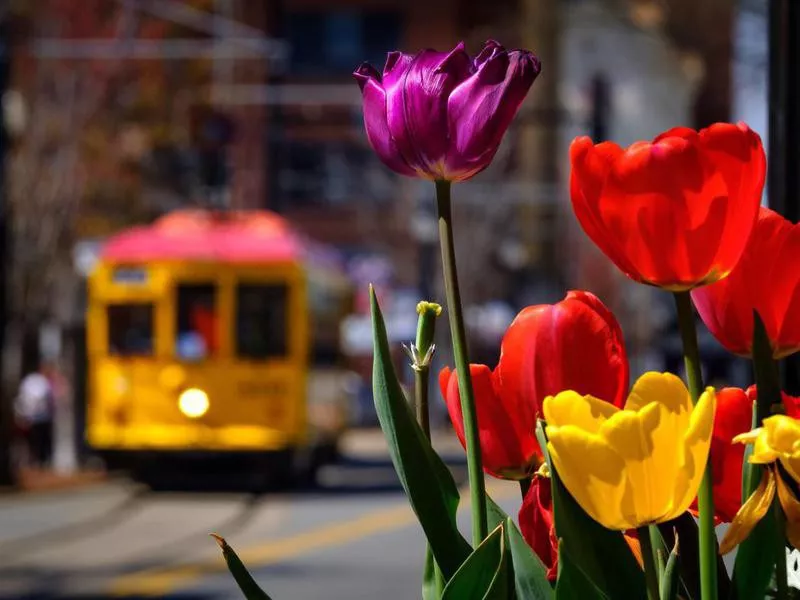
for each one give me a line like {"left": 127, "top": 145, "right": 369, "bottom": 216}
{"left": 236, "top": 284, "right": 288, "bottom": 359}
{"left": 176, "top": 283, "right": 218, "bottom": 360}
{"left": 108, "top": 303, "right": 154, "bottom": 356}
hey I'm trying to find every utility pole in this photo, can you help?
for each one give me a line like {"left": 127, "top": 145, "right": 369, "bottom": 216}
{"left": 0, "top": 5, "right": 15, "bottom": 487}
{"left": 768, "top": 0, "right": 800, "bottom": 395}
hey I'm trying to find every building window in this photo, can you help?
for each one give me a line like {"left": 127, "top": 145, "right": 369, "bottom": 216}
{"left": 287, "top": 11, "right": 401, "bottom": 75}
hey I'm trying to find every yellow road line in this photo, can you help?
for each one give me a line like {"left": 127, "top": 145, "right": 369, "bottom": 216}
{"left": 108, "top": 481, "right": 517, "bottom": 597}
{"left": 109, "top": 503, "right": 416, "bottom": 596}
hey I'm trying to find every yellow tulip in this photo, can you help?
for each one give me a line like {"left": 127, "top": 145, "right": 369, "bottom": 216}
{"left": 719, "top": 414, "right": 800, "bottom": 554}
{"left": 543, "top": 372, "right": 716, "bottom": 530}
{"left": 735, "top": 415, "right": 800, "bottom": 483}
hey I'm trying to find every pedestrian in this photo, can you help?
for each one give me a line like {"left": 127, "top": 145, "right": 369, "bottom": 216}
{"left": 14, "top": 366, "right": 55, "bottom": 468}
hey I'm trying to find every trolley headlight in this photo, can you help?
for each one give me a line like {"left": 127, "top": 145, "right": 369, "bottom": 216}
{"left": 178, "top": 388, "right": 210, "bottom": 418}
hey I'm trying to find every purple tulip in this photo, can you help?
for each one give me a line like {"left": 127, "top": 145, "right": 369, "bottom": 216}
{"left": 354, "top": 41, "right": 541, "bottom": 182}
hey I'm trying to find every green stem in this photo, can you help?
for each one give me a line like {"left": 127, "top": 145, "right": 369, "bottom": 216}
{"left": 519, "top": 478, "right": 532, "bottom": 501}
{"left": 775, "top": 497, "right": 789, "bottom": 600}
{"left": 637, "top": 526, "right": 661, "bottom": 600}
{"left": 435, "top": 180, "right": 488, "bottom": 546}
{"left": 673, "top": 291, "right": 718, "bottom": 600}
{"left": 415, "top": 369, "right": 431, "bottom": 437}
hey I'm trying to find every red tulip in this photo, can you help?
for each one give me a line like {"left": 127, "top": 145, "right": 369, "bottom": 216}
{"left": 706, "top": 387, "right": 752, "bottom": 523}
{"left": 570, "top": 123, "right": 766, "bottom": 290}
{"left": 692, "top": 207, "right": 800, "bottom": 358}
{"left": 745, "top": 385, "right": 800, "bottom": 419}
{"left": 519, "top": 474, "right": 643, "bottom": 579}
{"left": 439, "top": 290, "right": 628, "bottom": 479}
{"left": 519, "top": 475, "right": 558, "bottom": 581}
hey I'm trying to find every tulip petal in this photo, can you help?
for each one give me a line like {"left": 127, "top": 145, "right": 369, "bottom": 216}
{"left": 545, "top": 425, "right": 630, "bottom": 529}
{"left": 692, "top": 207, "right": 800, "bottom": 358}
{"left": 542, "top": 390, "right": 619, "bottom": 433}
{"left": 719, "top": 468, "right": 776, "bottom": 554}
{"left": 518, "top": 474, "right": 558, "bottom": 581}
{"left": 353, "top": 64, "right": 416, "bottom": 176}
{"left": 706, "top": 387, "right": 752, "bottom": 523}
{"left": 570, "top": 123, "right": 765, "bottom": 291}
{"left": 698, "top": 123, "right": 766, "bottom": 279}
{"left": 386, "top": 45, "right": 472, "bottom": 178}
{"left": 441, "top": 364, "right": 538, "bottom": 479}
{"left": 496, "top": 290, "right": 629, "bottom": 422}
{"left": 625, "top": 372, "right": 693, "bottom": 416}
{"left": 569, "top": 138, "right": 641, "bottom": 280}
{"left": 668, "top": 387, "right": 716, "bottom": 520}
{"left": 599, "top": 136, "right": 727, "bottom": 288}
{"left": 776, "top": 473, "right": 800, "bottom": 549}
{"left": 599, "top": 402, "right": 669, "bottom": 524}
{"left": 445, "top": 46, "right": 540, "bottom": 181}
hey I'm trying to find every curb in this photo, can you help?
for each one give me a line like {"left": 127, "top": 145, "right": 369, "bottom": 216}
{"left": 0, "top": 469, "right": 107, "bottom": 495}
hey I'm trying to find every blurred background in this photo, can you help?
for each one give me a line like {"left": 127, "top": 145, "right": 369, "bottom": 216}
{"left": 0, "top": 0, "right": 792, "bottom": 598}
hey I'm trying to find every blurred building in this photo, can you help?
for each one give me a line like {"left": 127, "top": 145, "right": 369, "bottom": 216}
{"left": 2, "top": 0, "right": 743, "bottom": 406}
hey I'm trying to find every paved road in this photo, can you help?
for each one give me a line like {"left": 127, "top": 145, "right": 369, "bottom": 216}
{"left": 0, "top": 432, "right": 521, "bottom": 600}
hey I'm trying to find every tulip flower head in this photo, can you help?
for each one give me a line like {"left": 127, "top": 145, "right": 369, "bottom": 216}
{"left": 570, "top": 123, "right": 766, "bottom": 291}
{"left": 543, "top": 372, "right": 716, "bottom": 530}
{"left": 354, "top": 40, "right": 540, "bottom": 182}
{"left": 440, "top": 290, "right": 628, "bottom": 479}
{"left": 720, "top": 415, "right": 800, "bottom": 553}
{"left": 518, "top": 472, "right": 558, "bottom": 581}
{"left": 694, "top": 387, "right": 752, "bottom": 523}
{"left": 692, "top": 207, "right": 800, "bottom": 359}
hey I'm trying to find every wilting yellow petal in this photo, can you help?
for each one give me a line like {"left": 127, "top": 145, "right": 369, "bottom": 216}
{"left": 543, "top": 391, "right": 619, "bottom": 433}
{"left": 667, "top": 387, "right": 716, "bottom": 521}
{"left": 600, "top": 402, "right": 671, "bottom": 525}
{"left": 546, "top": 424, "right": 629, "bottom": 529}
{"left": 776, "top": 471, "right": 800, "bottom": 549}
{"left": 719, "top": 469, "right": 776, "bottom": 555}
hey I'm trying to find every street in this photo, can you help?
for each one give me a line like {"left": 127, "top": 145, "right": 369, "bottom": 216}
{"left": 0, "top": 431, "right": 520, "bottom": 600}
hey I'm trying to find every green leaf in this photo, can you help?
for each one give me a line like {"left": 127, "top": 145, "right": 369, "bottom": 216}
{"left": 423, "top": 547, "right": 445, "bottom": 600}
{"left": 486, "top": 493, "right": 509, "bottom": 530}
{"left": 442, "top": 524, "right": 508, "bottom": 600}
{"left": 730, "top": 506, "right": 779, "bottom": 600}
{"left": 729, "top": 310, "right": 783, "bottom": 600}
{"left": 555, "top": 539, "right": 609, "bottom": 600}
{"left": 505, "top": 517, "right": 555, "bottom": 600}
{"left": 211, "top": 534, "right": 272, "bottom": 600}
{"left": 485, "top": 495, "right": 554, "bottom": 599}
{"left": 370, "top": 288, "right": 471, "bottom": 580}
{"left": 535, "top": 422, "right": 646, "bottom": 600}
{"left": 659, "top": 533, "right": 680, "bottom": 600}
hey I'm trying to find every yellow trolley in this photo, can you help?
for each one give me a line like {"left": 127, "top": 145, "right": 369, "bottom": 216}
{"left": 85, "top": 210, "right": 353, "bottom": 486}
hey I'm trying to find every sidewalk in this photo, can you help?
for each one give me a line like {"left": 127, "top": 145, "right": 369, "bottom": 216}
{"left": 339, "top": 426, "right": 466, "bottom": 461}
{"left": 1, "top": 467, "right": 107, "bottom": 494}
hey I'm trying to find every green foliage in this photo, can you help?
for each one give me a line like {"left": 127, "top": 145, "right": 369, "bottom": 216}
{"left": 486, "top": 494, "right": 554, "bottom": 599}
{"left": 730, "top": 311, "right": 783, "bottom": 600}
{"left": 423, "top": 549, "right": 446, "bottom": 600}
{"left": 211, "top": 534, "right": 272, "bottom": 600}
{"left": 370, "top": 287, "right": 472, "bottom": 580}
{"left": 441, "top": 524, "right": 509, "bottom": 600}
{"left": 660, "top": 535, "right": 680, "bottom": 600}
